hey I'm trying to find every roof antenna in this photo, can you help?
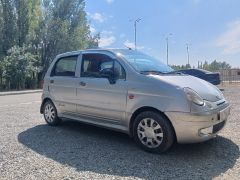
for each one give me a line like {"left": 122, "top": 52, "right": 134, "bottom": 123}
{"left": 124, "top": 45, "right": 132, "bottom": 50}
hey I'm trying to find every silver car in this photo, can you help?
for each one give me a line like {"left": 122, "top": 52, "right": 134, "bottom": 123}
{"left": 40, "top": 49, "right": 230, "bottom": 153}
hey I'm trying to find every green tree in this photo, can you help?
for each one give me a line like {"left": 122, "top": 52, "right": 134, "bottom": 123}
{"left": 3, "top": 46, "right": 39, "bottom": 90}
{"left": 0, "top": 1, "right": 3, "bottom": 86}
{"left": 40, "top": 0, "right": 98, "bottom": 75}
{"left": 14, "top": 0, "right": 30, "bottom": 46}
{"left": 0, "top": 1, "right": 3, "bottom": 56}
{"left": 171, "top": 60, "right": 231, "bottom": 72}
{"left": 171, "top": 64, "right": 192, "bottom": 70}
{"left": 202, "top": 61, "right": 209, "bottom": 70}
{"left": 219, "top": 61, "right": 231, "bottom": 69}
{"left": 0, "top": 60, "right": 4, "bottom": 88}
{"left": 27, "top": 0, "right": 42, "bottom": 45}
{"left": 0, "top": 0, "right": 16, "bottom": 55}
{"left": 202, "top": 60, "right": 231, "bottom": 71}
{"left": 0, "top": 0, "right": 98, "bottom": 90}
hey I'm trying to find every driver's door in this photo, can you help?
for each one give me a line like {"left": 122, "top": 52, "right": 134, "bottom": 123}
{"left": 76, "top": 52, "right": 127, "bottom": 124}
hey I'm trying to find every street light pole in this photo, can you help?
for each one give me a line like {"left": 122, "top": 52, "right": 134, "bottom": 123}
{"left": 186, "top": 43, "right": 190, "bottom": 67}
{"left": 134, "top": 18, "right": 141, "bottom": 50}
{"left": 166, "top": 33, "right": 172, "bottom": 65}
{"left": 166, "top": 37, "right": 169, "bottom": 65}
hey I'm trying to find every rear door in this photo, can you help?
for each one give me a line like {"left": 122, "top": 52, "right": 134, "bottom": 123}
{"left": 49, "top": 55, "right": 78, "bottom": 114}
{"left": 76, "top": 52, "right": 128, "bottom": 124}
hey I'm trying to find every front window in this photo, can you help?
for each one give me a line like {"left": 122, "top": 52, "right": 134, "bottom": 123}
{"left": 81, "top": 53, "right": 126, "bottom": 79}
{"left": 116, "top": 50, "right": 173, "bottom": 74}
{"left": 81, "top": 53, "right": 113, "bottom": 78}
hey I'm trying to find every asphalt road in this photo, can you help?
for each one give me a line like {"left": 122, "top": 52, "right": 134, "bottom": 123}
{"left": 0, "top": 88, "right": 239, "bottom": 180}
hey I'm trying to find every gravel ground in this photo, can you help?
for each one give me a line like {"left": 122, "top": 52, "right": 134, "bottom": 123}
{"left": 0, "top": 85, "right": 239, "bottom": 180}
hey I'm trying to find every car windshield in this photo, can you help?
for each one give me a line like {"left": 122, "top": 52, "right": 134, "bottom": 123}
{"left": 116, "top": 50, "right": 173, "bottom": 74}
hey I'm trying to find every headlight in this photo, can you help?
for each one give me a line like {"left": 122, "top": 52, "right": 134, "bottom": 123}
{"left": 184, "top": 87, "right": 204, "bottom": 106}
{"left": 215, "top": 87, "right": 224, "bottom": 100}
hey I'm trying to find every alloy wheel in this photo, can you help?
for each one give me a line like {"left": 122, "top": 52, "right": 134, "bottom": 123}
{"left": 44, "top": 103, "right": 56, "bottom": 123}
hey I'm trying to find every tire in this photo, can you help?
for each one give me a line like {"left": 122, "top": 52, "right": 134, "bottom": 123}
{"left": 43, "top": 100, "right": 61, "bottom": 126}
{"left": 133, "top": 111, "right": 174, "bottom": 153}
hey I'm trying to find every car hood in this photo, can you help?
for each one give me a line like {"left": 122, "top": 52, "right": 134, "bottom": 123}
{"left": 150, "top": 74, "right": 223, "bottom": 102}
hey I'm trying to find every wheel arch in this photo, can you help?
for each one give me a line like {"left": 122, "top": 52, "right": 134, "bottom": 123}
{"left": 129, "top": 106, "right": 176, "bottom": 140}
{"left": 40, "top": 98, "right": 54, "bottom": 114}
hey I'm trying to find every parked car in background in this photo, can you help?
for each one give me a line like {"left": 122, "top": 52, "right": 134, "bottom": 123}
{"left": 41, "top": 49, "right": 230, "bottom": 153}
{"left": 176, "top": 69, "right": 221, "bottom": 85}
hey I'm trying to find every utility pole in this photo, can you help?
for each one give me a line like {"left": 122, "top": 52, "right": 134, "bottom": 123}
{"left": 133, "top": 18, "right": 141, "bottom": 50}
{"left": 186, "top": 43, "right": 190, "bottom": 67}
{"left": 166, "top": 33, "right": 172, "bottom": 65}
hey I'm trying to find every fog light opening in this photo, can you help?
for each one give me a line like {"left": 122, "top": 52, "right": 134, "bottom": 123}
{"left": 199, "top": 126, "right": 213, "bottom": 136}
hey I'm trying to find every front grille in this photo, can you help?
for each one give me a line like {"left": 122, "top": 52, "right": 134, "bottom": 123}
{"left": 213, "top": 121, "right": 225, "bottom": 133}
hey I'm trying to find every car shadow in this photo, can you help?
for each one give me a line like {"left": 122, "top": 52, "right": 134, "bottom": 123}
{"left": 18, "top": 120, "right": 239, "bottom": 179}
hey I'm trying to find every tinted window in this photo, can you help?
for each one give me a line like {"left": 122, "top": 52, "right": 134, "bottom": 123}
{"left": 52, "top": 56, "right": 77, "bottom": 77}
{"left": 81, "top": 53, "right": 125, "bottom": 79}
{"left": 193, "top": 70, "right": 205, "bottom": 75}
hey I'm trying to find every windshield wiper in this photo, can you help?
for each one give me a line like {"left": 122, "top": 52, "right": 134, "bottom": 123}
{"left": 140, "top": 70, "right": 183, "bottom": 75}
{"left": 140, "top": 70, "right": 166, "bottom": 75}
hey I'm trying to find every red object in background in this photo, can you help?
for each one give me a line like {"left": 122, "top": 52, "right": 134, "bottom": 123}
{"left": 128, "top": 94, "right": 135, "bottom": 99}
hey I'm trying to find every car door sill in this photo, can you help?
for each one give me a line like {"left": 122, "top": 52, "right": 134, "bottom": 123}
{"left": 60, "top": 112, "right": 128, "bottom": 133}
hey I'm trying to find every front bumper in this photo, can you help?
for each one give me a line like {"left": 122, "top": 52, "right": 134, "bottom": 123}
{"left": 165, "top": 103, "right": 230, "bottom": 143}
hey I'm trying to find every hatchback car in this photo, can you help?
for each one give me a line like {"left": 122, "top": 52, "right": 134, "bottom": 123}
{"left": 40, "top": 49, "right": 230, "bottom": 153}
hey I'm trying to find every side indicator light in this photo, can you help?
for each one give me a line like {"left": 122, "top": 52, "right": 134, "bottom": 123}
{"left": 128, "top": 94, "right": 135, "bottom": 99}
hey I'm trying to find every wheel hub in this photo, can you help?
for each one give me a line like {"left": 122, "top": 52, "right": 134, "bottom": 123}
{"left": 137, "top": 118, "right": 164, "bottom": 148}
{"left": 144, "top": 127, "right": 155, "bottom": 138}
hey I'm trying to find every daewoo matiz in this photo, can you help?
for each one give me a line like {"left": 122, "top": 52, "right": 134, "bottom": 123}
{"left": 40, "top": 49, "right": 230, "bottom": 153}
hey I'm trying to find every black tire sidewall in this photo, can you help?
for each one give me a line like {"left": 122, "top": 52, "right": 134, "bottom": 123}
{"left": 133, "top": 111, "right": 174, "bottom": 153}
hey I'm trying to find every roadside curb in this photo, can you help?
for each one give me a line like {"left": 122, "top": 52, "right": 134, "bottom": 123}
{"left": 0, "top": 90, "right": 42, "bottom": 96}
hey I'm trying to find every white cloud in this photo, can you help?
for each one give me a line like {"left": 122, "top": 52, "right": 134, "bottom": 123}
{"left": 216, "top": 20, "right": 240, "bottom": 55}
{"left": 105, "top": 0, "right": 114, "bottom": 4}
{"left": 89, "top": 13, "right": 106, "bottom": 23}
{"left": 123, "top": 40, "right": 144, "bottom": 50}
{"left": 90, "top": 26, "right": 96, "bottom": 34}
{"left": 99, "top": 31, "right": 116, "bottom": 47}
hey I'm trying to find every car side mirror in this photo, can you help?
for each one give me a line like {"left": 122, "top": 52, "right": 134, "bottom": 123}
{"left": 100, "top": 68, "right": 116, "bottom": 84}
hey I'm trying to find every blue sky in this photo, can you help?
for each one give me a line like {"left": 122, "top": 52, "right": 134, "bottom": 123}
{"left": 85, "top": 0, "right": 240, "bottom": 67}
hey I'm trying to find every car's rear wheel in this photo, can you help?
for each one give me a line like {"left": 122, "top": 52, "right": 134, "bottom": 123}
{"left": 43, "top": 100, "right": 61, "bottom": 126}
{"left": 133, "top": 111, "right": 174, "bottom": 153}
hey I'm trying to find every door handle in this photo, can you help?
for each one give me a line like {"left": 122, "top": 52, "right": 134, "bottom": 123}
{"left": 50, "top": 80, "right": 54, "bottom": 84}
{"left": 79, "top": 81, "right": 86, "bottom": 86}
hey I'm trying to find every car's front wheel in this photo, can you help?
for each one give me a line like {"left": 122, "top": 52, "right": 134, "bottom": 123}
{"left": 133, "top": 111, "right": 175, "bottom": 153}
{"left": 43, "top": 100, "right": 61, "bottom": 126}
